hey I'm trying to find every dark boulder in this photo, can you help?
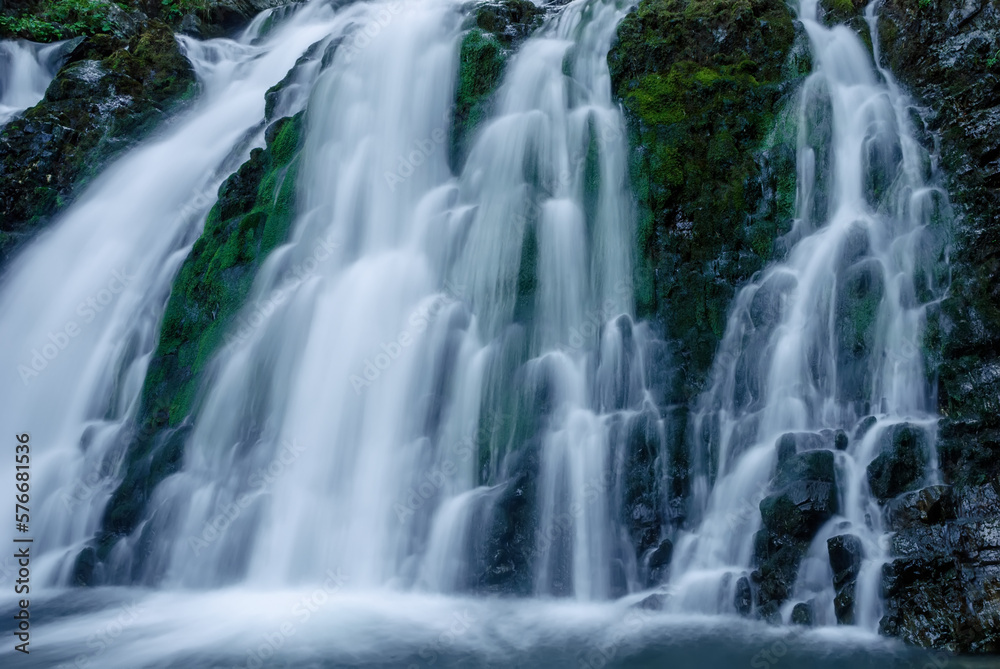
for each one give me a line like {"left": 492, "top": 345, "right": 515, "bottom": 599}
{"left": 828, "top": 533, "right": 864, "bottom": 625}
{"left": 885, "top": 484, "right": 956, "bottom": 529}
{"left": 880, "top": 483, "right": 1000, "bottom": 652}
{"left": 791, "top": 601, "right": 813, "bottom": 626}
{"left": 866, "top": 423, "right": 931, "bottom": 503}
{"left": 753, "top": 450, "right": 839, "bottom": 614}
{"left": 735, "top": 575, "right": 753, "bottom": 616}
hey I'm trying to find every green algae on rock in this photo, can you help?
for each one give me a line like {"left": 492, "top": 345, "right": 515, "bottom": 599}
{"left": 449, "top": 0, "right": 545, "bottom": 170}
{"left": 0, "top": 20, "right": 196, "bottom": 263}
{"left": 89, "top": 113, "right": 306, "bottom": 574}
{"left": 608, "top": 0, "right": 802, "bottom": 403}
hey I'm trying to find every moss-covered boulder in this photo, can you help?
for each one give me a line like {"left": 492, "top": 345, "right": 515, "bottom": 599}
{"left": 449, "top": 0, "right": 545, "bottom": 170}
{"left": 0, "top": 20, "right": 195, "bottom": 262}
{"left": 608, "top": 0, "right": 803, "bottom": 403}
{"left": 94, "top": 112, "right": 305, "bottom": 563}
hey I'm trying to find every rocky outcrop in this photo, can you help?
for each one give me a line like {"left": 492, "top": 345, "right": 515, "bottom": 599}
{"left": 450, "top": 0, "right": 545, "bottom": 170}
{"left": 82, "top": 111, "right": 306, "bottom": 578}
{"left": 876, "top": 0, "right": 1000, "bottom": 490}
{"left": 880, "top": 483, "right": 1000, "bottom": 652}
{"left": 820, "top": 0, "right": 1000, "bottom": 651}
{"left": 608, "top": 0, "right": 805, "bottom": 404}
{"left": 752, "top": 447, "right": 839, "bottom": 619}
{"left": 866, "top": 423, "right": 931, "bottom": 503}
{"left": 828, "top": 533, "right": 864, "bottom": 624}
{"left": 0, "top": 21, "right": 195, "bottom": 262}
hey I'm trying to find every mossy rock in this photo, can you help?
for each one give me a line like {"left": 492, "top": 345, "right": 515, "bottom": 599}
{"left": 608, "top": 0, "right": 800, "bottom": 404}
{"left": 449, "top": 0, "right": 546, "bottom": 171}
{"left": 97, "top": 112, "right": 306, "bottom": 560}
{"left": 0, "top": 20, "right": 196, "bottom": 263}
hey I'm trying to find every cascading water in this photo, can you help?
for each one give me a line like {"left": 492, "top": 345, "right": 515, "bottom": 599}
{"left": 666, "top": 0, "right": 948, "bottom": 628}
{"left": 0, "top": 1, "right": 347, "bottom": 587}
{"left": 0, "top": 37, "right": 76, "bottom": 125}
{"left": 108, "top": 0, "right": 664, "bottom": 602}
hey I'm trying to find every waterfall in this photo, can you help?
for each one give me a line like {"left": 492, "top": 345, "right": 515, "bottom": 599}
{"left": 0, "top": 0, "right": 960, "bottom": 665}
{"left": 665, "top": 0, "right": 948, "bottom": 628}
{"left": 94, "top": 0, "right": 666, "bottom": 601}
{"left": 0, "top": 37, "right": 76, "bottom": 125}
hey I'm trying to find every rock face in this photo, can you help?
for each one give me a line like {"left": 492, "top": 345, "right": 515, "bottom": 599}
{"left": 450, "top": 0, "right": 544, "bottom": 170}
{"left": 876, "top": 0, "right": 1000, "bottom": 490}
{"left": 753, "top": 450, "right": 839, "bottom": 617}
{"left": 608, "top": 0, "right": 804, "bottom": 405}
{"left": 0, "top": 21, "right": 195, "bottom": 262}
{"left": 880, "top": 484, "right": 1000, "bottom": 652}
{"left": 855, "top": 0, "right": 1000, "bottom": 651}
{"left": 827, "top": 533, "right": 863, "bottom": 625}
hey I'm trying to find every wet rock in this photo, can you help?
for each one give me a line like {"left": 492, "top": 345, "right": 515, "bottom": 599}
{"left": 791, "top": 601, "right": 813, "bottom": 626}
{"left": 880, "top": 483, "right": 1000, "bottom": 652}
{"left": 647, "top": 538, "right": 673, "bottom": 574}
{"left": 0, "top": 21, "right": 195, "bottom": 262}
{"left": 449, "top": 0, "right": 545, "bottom": 171}
{"left": 853, "top": 415, "right": 877, "bottom": 442}
{"left": 735, "top": 575, "right": 753, "bottom": 616}
{"left": 828, "top": 533, "right": 864, "bottom": 625}
{"left": 875, "top": 0, "right": 1000, "bottom": 492}
{"left": 177, "top": 0, "right": 300, "bottom": 38}
{"left": 753, "top": 450, "right": 839, "bottom": 614}
{"left": 866, "top": 423, "right": 931, "bottom": 503}
{"left": 833, "top": 581, "right": 856, "bottom": 625}
{"left": 835, "top": 257, "right": 885, "bottom": 404}
{"left": 756, "top": 600, "right": 782, "bottom": 625}
{"left": 636, "top": 592, "right": 666, "bottom": 611}
{"left": 760, "top": 480, "right": 838, "bottom": 537}
{"left": 885, "top": 485, "right": 956, "bottom": 529}
{"left": 828, "top": 534, "right": 864, "bottom": 590}
{"left": 775, "top": 432, "right": 827, "bottom": 464}
{"left": 607, "top": 0, "right": 799, "bottom": 404}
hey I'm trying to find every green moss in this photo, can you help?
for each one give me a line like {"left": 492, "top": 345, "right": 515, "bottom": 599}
{"left": 609, "top": 0, "right": 799, "bottom": 401}
{"left": 98, "top": 113, "right": 306, "bottom": 551}
{"left": 450, "top": 28, "right": 507, "bottom": 170}
{"left": 0, "top": 0, "right": 210, "bottom": 41}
